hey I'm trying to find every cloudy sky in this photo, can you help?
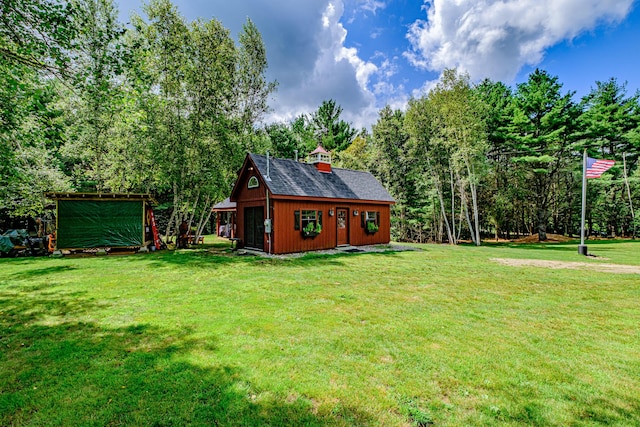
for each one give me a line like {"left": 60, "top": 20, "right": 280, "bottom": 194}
{"left": 116, "top": 0, "right": 640, "bottom": 129}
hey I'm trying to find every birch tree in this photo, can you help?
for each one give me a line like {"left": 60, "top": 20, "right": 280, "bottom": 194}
{"left": 405, "top": 95, "right": 455, "bottom": 244}
{"left": 427, "top": 69, "right": 488, "bottom": 245}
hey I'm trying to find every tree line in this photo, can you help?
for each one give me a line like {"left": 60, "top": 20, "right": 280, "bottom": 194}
{"left": 2, "top": 0, "right": 639, "bottom": 243}
{"left": 1, "top": 0, "right": 277, "bottom": 238}
{"left": 369, "top": 69, "right": 640, "bottom": 243}
{"left": 255, "top": 69, "right": 639, "bottom": 244}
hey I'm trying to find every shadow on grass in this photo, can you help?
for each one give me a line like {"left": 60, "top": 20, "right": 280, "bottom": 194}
{"left": 9, "top": 265, "right": 78, "bottom": 281}
{"left": 106, "top": 245, "right": 407, "bottom": 272}
{"left": 0, "top": 286, "right": 374, "bottom": 426}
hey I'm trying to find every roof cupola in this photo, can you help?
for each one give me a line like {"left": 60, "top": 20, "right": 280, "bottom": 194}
{"left": 308, "top": 145, "right": 332, "bottom": 173}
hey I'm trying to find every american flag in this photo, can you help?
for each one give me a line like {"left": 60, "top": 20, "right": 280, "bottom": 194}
{"left": 586, "top": 157, "right": 615, "bottom": 179}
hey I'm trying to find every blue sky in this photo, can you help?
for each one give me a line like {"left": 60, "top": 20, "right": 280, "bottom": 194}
{"left": 116, "top": 0, "right": 640, "bottom": 129}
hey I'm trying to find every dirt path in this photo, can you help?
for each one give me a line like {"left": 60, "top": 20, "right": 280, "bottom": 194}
{"left": 491, "top": 258, "right": 640, "bottom": 275}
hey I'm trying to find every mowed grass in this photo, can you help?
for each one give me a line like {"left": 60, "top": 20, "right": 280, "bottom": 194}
{"left": 1, "top": 238, "right": 639, "bottom": 426}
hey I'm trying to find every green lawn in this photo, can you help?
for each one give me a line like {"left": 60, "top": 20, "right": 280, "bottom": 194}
{"left": 1, "top": 237, "right": 639, "bottom": 426}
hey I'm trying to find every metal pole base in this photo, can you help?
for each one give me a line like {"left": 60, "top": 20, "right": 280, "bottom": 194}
{"left": 578, "top": 245, "right": 588, "bottom": 256}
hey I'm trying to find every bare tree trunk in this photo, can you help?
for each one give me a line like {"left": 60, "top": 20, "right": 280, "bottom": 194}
{"left": 431, "top": 196, "right": 437, "bottom": 243}
{"left": 460, "top": 181, "right": 476, "bottom": 245}
{"left": 165, "top": 209, "right": 175, "bottom": 242}
{"left": 427, "top": 159, "right": 454, "bottom": 244}
{"left": 165, "top": 182, "right": 180, "bottom": 242}
{"left": 456, "top": 168, "right": 477, "bottom": 245}
{"left": 466, "top": 161, "right": 481, "bottom": 246}
{"left": 437, "top": 189, "right": 454, "bottom": 244}
{"left": 194, "top": 195, "right": 211, "bottom": 239}
{"left": 457, "top": 200, "right": 464, "bottom": 242}
{"left": 197, "top": 205, "right": 215, "bottom": 239}
{"left": 437, "top": 209, "right": 444, "bottom": 243}
{"left": 537, "top": 196, "right": 548, "bottom": 241}
{"left": 471, "top": 181, "right": 481, "bottom": 245}
{"left": 449, "top": 165, "right": 457, "bottom": 244}
{"left": 187, "top": 192, "right": 200, "bottom": 229}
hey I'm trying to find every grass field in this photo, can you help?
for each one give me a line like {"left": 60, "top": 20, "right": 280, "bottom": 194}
{"left": 1, "top": 237, "right": 639, "bottom": 426}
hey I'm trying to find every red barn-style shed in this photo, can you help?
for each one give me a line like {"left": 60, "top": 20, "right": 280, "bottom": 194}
{"left": 230, "top": 148, "right": 395, "bottom": 254}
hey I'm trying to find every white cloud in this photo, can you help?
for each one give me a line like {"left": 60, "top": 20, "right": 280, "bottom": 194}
{"left": 366, "top": 81, "right": 408, "bottom": 116}
{"left": 370, "top": 27, "right": 384, "bottom": 39}
{"left": 378, "top": 56, "right": 398, "bottom": 79}
{"left": 261, "top": 1, "right": 379, "bottom": 129}
{"left": 117, "top": 0, "right": 399, "bottom": 129}
{"left": 322, "top": 2, "right": 335, "bottom": 27}
{"left": 359, "top": 0, "right": 387, "bottom": 15}
{"left": 404, "top": 0, "right": 635, "bottom": 82}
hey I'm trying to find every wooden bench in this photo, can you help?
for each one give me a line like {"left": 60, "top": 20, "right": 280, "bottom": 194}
{"left": 189, "top": 235, "right": 204, "bottom": 244}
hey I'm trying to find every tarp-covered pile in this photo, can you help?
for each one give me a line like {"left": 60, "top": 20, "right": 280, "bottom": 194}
{"left": 57, "top": 200, "right": 143, "bottom": 248}
{"left": 0, "top": 229, "right": 29, "bottom": 254}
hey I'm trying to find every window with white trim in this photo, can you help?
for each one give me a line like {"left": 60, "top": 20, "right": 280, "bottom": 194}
{"left": 366, "top": 211, "right": 377, "bottom": 223}
{"left": 248, "top": 176, "right": 259, "bottom": 189}
{"left": 362, "top": 211, "right": 380, "bottom": 232}
{"left": 294, "top": 210, "right": 323, "bottom": 232}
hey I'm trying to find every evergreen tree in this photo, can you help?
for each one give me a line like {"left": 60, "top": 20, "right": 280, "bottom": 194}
{"left": 309, "top": 99, "right": 357, "bottom": 152}
{"left": 509, "top": 69, "right": 579, "bottom": 241}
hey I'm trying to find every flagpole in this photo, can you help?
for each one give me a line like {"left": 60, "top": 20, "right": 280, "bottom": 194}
{"left": 579, "top": 149, "right": 588, "bottom": 255}
{"left": 623, "top": 152, "right": 636, "bottom": 239}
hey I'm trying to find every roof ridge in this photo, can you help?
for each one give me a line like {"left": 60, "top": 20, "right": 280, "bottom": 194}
{"left": 249, "top": 153, "right": 372, "bottom": 173}
{"left": 246, "top": 153, "right": 394, "bottom": 202}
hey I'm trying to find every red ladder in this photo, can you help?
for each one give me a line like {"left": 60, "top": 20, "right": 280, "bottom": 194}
{"left": 148, "top": 209, "right": 163, "bottom": 249}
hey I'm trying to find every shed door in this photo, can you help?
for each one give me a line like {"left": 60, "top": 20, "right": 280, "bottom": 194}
{"left": 244, "top": 207, "right": 264, "bottom": 250}
{"left": 337, "top": 208, "right": 349, "bottom": 246}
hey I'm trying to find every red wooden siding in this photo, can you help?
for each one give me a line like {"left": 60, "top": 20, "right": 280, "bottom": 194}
{"left": 347, "top": 203, "right": 391, "bottom": 247}
{"left": 271, "top": 200, "right": 390, "bottom": 254}
{"left": 272, "top": 200, "right": 333, "bottom": 254}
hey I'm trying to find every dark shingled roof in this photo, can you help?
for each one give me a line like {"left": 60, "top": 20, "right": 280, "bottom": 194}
{"left": 212, "top": 198, "right": 236, "bottom": 210}
{"left": 250, "top": 153, "right": 394, "bottom": 203}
